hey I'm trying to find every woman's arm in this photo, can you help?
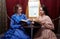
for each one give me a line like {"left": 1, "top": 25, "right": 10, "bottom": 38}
{"left": 10, "top": 16, "right": 21, "bottom": 29}
{"left": 43, "top": 16, "right": 54, "bottom": 30}
{"left": 23, "top": 14, "right": 31, "bottom": 25}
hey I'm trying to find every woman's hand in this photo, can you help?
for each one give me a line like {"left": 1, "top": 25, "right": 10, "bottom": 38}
{"left": 28, "top": 18, "right": 33, "bottom": 21}
{"left": 31, "top": 21, "right": 34, "bottom": 24}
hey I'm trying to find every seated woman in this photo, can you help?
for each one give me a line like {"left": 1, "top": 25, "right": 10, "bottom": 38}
{"left": 33, "top": 5, "right": 57, "bottom": 39}
{"left": 4, "top": 4, "right": 31, "bottom": 39}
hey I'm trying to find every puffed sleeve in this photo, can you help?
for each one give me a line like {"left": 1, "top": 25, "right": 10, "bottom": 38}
{"left": 43, "top": 16, "right": 54, "bottom": 30}
{"left": 10, "top": 16, "right": 21, "bottom": 29}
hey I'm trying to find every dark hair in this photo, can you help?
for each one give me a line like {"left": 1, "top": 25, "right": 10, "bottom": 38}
{"left": 14, "top": 4, "right": 22, "bottom": 13}
{"left": 41, "top": 4, "right": 49, "bottom": 16}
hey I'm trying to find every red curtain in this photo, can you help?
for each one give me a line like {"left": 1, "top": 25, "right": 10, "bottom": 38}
{"left": 6, "top": 0, "right": 28, "bottom": 17}
{"left": 40, "top": 0, "right": 60, "bottom": 18}
{"left": 6, "top": 0, "right": 60, "bottom": 33}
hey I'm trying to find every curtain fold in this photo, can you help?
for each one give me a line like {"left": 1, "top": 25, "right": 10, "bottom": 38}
{"left": 0, "top": 0, "right": 7, "bottom": 34}
{"left": 6, "top": 0, "right": 60, "bottom": 33}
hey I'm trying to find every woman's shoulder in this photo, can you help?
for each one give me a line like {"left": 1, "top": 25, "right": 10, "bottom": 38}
{"left": 45, "top": 15, "right": 52, "bottom": 20}
{"left": 11, "top": 13, "right": 17, "bottom": 18}
{"left": 45, "top": 15, "right": 50, "bottom": 18}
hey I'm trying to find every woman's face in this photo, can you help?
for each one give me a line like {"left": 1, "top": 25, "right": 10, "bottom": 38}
{"left": 40, "top": 7, "right": 45, "bottom": 15}
{"left": 17, "top": 7, "right": 22, "bottom": 13}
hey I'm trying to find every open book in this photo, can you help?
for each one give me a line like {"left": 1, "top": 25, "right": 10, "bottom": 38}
{"left": 19, "top": 19, "right": 30, "bottom": 26}
{"left": 33, "top": 21, "right": 41, "bottom": 27}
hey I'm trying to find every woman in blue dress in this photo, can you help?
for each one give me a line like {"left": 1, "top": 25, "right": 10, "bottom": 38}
{"left": 4, "top": 4, "right": 31, "bottom": 39}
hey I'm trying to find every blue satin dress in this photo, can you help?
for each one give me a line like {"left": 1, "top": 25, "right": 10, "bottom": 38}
{"left": 4, "top": 13, "right": 31, "bottom": 39}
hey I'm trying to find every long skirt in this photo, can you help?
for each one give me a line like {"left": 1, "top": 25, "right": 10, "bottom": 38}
{"left": 4, "top": 29, "right": 30, "bottom": 39}
{"left": 34, "top": 29, "right": 57, "bottom": 39}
